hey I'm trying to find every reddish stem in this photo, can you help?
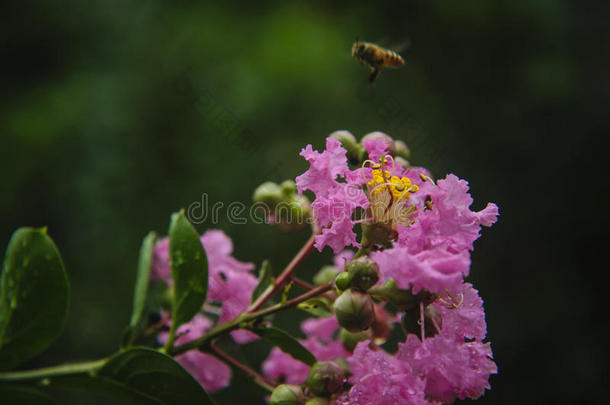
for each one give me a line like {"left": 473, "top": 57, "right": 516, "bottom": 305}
{"left": 290, "top": 276, "right": 315, "bottom": 291}
{"left": 248, "top": 235, "right": 315, "bottom": 312}
{"left": 210, "top": 343, "right": 275, "bottom": 392}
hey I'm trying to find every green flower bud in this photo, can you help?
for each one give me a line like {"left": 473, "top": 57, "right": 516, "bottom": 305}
{"left": 334, "top": 271, "right": 351, "bottom": 291}
{"left": 269, "top": 384, "right": 305, "bottom": 405}
{"left": 275, "top": 195, "right": 311, "bottom": 233}
{"left": 330, "top": 130, "right": 363, "bottom": 164}
{"left": 339, "top": 328, "right": 368, "bottom": 352}
{"left": 306, "top": 398, "right": 330, "bottom": 405}
{"left": 361, "top": 132, "right": 396, "bottom": 157}
{"left": 253, "top": 182, "right": 283, "bottom": 205}
{"left": 333, "top": 357, "right": 350, "bottom": 376}
{"left": 368, "top": 278, "right": 417, "bottom": 306}
{"left": 346, "top": 256, "right": 379, "bottom": 292}
{"left": 313, "top": 265, "right": 341, "bottom": 286}
{"left": 306, "top": 361, "right": 345, "bottom": 397}
{"left": 333, "top": 289, "right": 375, "bottom": 333}
{"left": 395, "top": 140, "right": 410, "bottom": 160}
{"left": 394, "top": 156, "right": 410, "bottom": 170}
{"left": 280, "top": 179, "right": 298, "bottom": 197}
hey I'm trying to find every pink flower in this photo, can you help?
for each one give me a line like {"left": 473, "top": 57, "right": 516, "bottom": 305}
{"left": 371, "top": 246, "right": 470, "bottom": 294}
{"left": 371, "top": 173, "right": 498, "bottom": 293}
{"left": 150, "top": 237, "right": 171, "bottom": 283}
{"left": 398, "top": 174, "right": 499, "bottom": 254}
{"left": 347, "top": 341, "right": 427, "bottom": 405}
{"left": 432, "top": 283, "right": 487, "bottom": 341}
{"left": 158, "top": 314, "right": 231, "bottom": 392}
{"left": 399, "top": 334, "right": 497, "bottom": 403}
{"left": 151, "top": 230, "right": 259, "bottom": 343}
{"left": 362, "top": 135, "right": 390, "bottom": 162}
{"left": 262, "top": 317, "right": 349, "bottom": 384}
{"left": 296, "top": 138, "right": 369, "bottom": 253}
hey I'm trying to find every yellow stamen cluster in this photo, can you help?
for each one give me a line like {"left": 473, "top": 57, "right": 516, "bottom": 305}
{"left": 367, "top": 169, "right": 419, "bottom": 200}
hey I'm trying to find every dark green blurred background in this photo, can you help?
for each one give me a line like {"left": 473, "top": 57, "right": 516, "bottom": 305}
{"left": 1, "top": 1, "right": 607, "bottom": 403}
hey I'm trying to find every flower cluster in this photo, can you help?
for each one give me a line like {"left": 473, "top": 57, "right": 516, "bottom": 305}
{"left": 147, "top": 130, "right": 498, "bottom": 404}
{"left": 262, "top": 131, "right": 499, "bottom": 404}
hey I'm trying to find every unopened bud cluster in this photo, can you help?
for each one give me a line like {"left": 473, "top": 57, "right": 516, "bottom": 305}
{"left": 252, "top": 179, "right": 311, "bottom": 232}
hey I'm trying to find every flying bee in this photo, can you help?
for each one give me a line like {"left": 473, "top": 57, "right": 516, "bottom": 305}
{"left": 351, "top": 40, "right": 405, "bottom": 84}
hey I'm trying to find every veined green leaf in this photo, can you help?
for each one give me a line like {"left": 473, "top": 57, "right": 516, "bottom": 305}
{"left": 252, "top": 326, "right": 316, "bottom": 366}
{"left": 0, "top": 228, "right": 69, "bottom": 370}
{"left": 52, "top": 348, "right": 216, "bottom": 404}
{"left": 296, "top": 297, "right": 333, "bottom": 318}
{"left": 167, "top": 211, "right": 207, "bottom": 345}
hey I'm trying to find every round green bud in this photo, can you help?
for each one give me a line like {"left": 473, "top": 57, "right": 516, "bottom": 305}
{"left": 333, "top": 289, "right": 375, "bottom": 333}
{"left": 269, "top": 384, "right": 305, "bottom": 405}
{"left": 330, "top": 130, "right": 363, "bottom": 164}
{"left": 361, "top": 132, "right": 396, "bottom": 157}
{"left": 306, "top": 361, "right": 345, "bottom": 397}
{"left": 275, "top": 195, "right": 311, "bottom": 232}
{"left": 313, "top": 265, "right": 341, "bottom": 286}
{"left": 280, "top": 179, "right": 298, "bottom": 197}
{"left": 306, "top": 398, "right": 330, "bottom": 405}
{"left": 339, "top": 328, "right": 368, "bottom": 352}
{"left": 253, "top": 182, "right": 283, "bottom": 205}
{"left": 367, "top": 278, "right": 417, "bottom": 306}
{"left": 333, "top": 357, "right": 350, "bottom": 376}
{"left": 346, "top": 256, "right": 380, "bottom": 292}
{"left": 334, "top": 271, "right": 351, "bottom": 291}
{"left": 330, "top": 130, "right": 357, "bottom": 147}
{"left": 394, "top": 156, "right": 410, "bottom": 170}
{"left": 395, "top": 140, "right": 410, "bottom": 159}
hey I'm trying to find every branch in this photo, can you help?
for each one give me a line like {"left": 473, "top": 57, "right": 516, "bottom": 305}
{"left": 210, "top": 343, "right": 275, "bottom": 392}
{"left": 248, "top": 234, "right": 315, "bottom": 312}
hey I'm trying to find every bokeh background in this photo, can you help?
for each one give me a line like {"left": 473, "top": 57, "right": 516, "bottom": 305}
{"left": 1, "top": 0, "right": 608, "bottom": 403}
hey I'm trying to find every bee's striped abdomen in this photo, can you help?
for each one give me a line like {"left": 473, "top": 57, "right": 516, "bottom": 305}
{"left": 384, "top": 50, "right": 405, "bottom": 67}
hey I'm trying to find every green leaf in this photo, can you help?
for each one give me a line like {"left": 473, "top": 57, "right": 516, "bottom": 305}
{"left": 0, "top": 227, "right": 70, "bottom": 370}
{"left": 130, "top": 232, "right": 158, "bottom": 328}
{"left": 51, "top": 374, "right": 160, "bottom": 405}
{"left": 250, "top": 260, "right": 273, "bottom": 303}
{"left": 297, "top": 297, "right": 333, "bottom": 318}
{"left": 99, "top": 348, "right": 215, "bottom": 404}
{"left": 0, "top": 385, "right": 58, "bottom": 404}
{"left": 252, "top": 326, "right": 316, "bottom": 366}
{"left": 167, "top": 211, "right": 207, "bottom": 345}
{"left": 52, "top": 348, "right": 216, "bottom": 404}
{"left": 123, "top": 232, "right": 158, "bottom": 347}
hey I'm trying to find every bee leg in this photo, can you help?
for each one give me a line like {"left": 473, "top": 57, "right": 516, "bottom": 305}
{"left": 368, "top": 68, "right": 380, "bottom": 84}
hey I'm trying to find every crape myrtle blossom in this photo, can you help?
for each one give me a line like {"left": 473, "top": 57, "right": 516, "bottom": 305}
{"left": 398, "top": 335, "right": 496, "bottom": 403}
{"left": 343, "top": 341, "right": 427, "bottom": 405}
{"left": 151, "top": 229, "right": 259, "bottom": 345}
{"left": 370, "top": 174, "right": 499, "bottom": 294}
{"left": 295, "top": 136, "right": 372, "bottom": 253}
{"left": 343, "top": 283, "right": 496, "bottom": 404}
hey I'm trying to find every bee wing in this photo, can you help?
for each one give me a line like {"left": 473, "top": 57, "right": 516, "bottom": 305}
{"left": 389, "top": 39, "right": 411, "bottom": 54}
